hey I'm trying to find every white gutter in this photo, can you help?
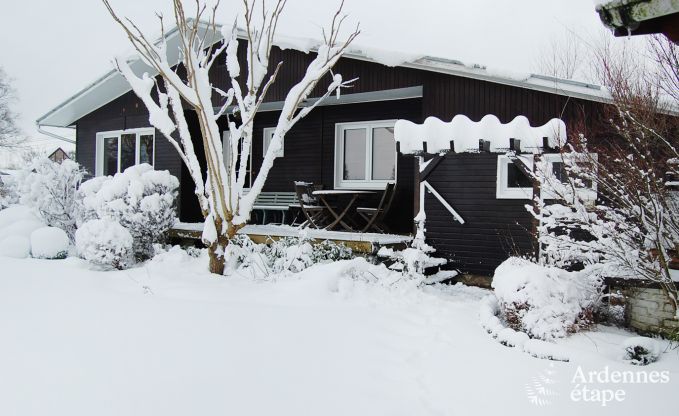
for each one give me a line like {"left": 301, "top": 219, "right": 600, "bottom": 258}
{"left": 36, "top": 123, "right": 75, "bottom": 144}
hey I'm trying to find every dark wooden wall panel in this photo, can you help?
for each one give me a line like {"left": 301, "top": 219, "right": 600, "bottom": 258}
{"left": 209, "top": 43, "right": 424, "bottom": 106}
{"left": 423, "top": 153, "right": 533, "bottom": 276}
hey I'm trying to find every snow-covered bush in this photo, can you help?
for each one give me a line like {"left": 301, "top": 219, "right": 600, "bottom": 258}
{"left": 226, "top": 235, "right": 353, "bottom": 275}
{"left": 0, "top": 205, "right": 45, "bottom": 239}
{"left": 75, "top": 219, "right": 134, "bottom": 269}
{"left": 0, "top": 235, "right": 31, "bottom": 258}
{"left": 622, "top": 337, "right": 661, "bottom": 365}
{"left": 75, "top": 164, "right": 178, "bottom": 260}
{"left": 0, "top": 205, "right": 46, "bottom": 258}
{"left": 377, "top": 246, "right": 446, "bottom": 277}
{"left": 492, "top": 257, "right": 602, "bottom": 340}
{"left": 0, "top": 177, "right": 16, "bottom": 209}
{"left": 376, "top": 228, "right": 447, "bottom": 285}
{"left": 30, "top": 226, "right": 69, "bottom": 259}
{"left": 17, "top": 158, "right": 84, "bottom": 239}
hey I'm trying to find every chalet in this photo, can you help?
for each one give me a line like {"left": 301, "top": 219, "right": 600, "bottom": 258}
{"left": 37, "top": 22, "right": 611, "bottom": 277}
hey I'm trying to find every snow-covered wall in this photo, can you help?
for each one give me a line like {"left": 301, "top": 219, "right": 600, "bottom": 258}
{"left": 394, "top": 115, "right": 567, "bottom": 154}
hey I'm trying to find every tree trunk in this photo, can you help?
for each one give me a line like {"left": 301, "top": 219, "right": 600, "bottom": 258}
{"left": 207, "top": 237, "right": 227, "bottom": 275}
{"left": 207, "top": 223, "right": 238, "bottom": 275}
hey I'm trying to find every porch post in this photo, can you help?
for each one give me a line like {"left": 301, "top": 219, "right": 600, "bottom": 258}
{"left": 413, "top": 155, "right": 421, "bottom": 236}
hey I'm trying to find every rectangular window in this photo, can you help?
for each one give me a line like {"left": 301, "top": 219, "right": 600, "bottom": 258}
{"left": 96, "top": 128, "right": 155, "bottom": 176}
{"left": 120, "top": 133, "right": 136, "bottom": 172}
{"left": 103, "top": 137, "right": 118, "bottom": 176}
{"left": 343, "top": 128, "right": 367, "bottom": 180}
{"left": 139, "top": 134, "right": 154, "bottom": 165}
{"left": 496, "top": 155, "right": 534, "bottom": 199}
{"left": 262, "top": 127, "right": 283, "bottom": 157}
{"left": 335, "top": 121, "right": 397, "bottom": 189}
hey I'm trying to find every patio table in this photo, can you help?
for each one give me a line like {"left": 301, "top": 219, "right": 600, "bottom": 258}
{"left": 312, "top": 189, "right": 374, "bottom": 231}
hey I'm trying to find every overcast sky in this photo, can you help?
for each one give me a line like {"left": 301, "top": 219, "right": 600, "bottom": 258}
{"left": 0, "top": 0, "right": 612, "bottom": 151}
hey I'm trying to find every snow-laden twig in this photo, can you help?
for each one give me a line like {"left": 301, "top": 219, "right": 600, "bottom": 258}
{"left": 102, "top": 0, "right": 360, "bottom": 273}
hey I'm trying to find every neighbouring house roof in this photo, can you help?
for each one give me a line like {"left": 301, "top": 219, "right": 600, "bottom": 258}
{"left": 36, "top": 20, "right": 612, "bottom": 129}
{"left": 596, "top": 0, "right": 679, "bottom": 40}
{"left": 47, "top": 147, "right": 70, "bottom": 159}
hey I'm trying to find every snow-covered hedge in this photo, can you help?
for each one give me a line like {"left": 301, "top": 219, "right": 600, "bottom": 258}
{"left": 30, "top": 226, "right": 70, "bottom": 259}
{"left": 75, "top": 219, "right": 134, "bottom": 269}
{"left": 17, "top": 158, "right": 84, "bottom": 239}
{"left": 76, "top": 164, "right": 178, "bottom": 260}
{"left": 492, "top": 257, "right": 602, "bottom": 340}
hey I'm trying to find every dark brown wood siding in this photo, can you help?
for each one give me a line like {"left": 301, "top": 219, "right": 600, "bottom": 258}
{"left": 179, "top": 98, "right": 421, "bottom": 232}
{"left": 208, "top": 44, "right": 424, "bottom": 107}
{"left": 422, "top": 153, "right": 533, "bottom": 276}
{"left": 423, "top": 72, "right": 603, "bottom": 129}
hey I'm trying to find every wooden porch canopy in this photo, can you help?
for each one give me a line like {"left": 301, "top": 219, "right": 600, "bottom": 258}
{"left": 393, "top": 114, "right": 567, "bottom": 155}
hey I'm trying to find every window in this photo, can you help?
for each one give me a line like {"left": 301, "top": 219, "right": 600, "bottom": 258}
{"left": 496, "top": 155, "right": 534, "bottom": 199}
{"left": 96, "top": 129, "right": 155, "bottom": 176}
{"left": 222, "top": 130, "right": 253, "bottom": 188}
{"left": 496, "top": 153, "right": 598, "bottom": 201}
{"left": 262, "top": 127, "right": 283, "bottom": 157}
{"left": 334, "top": 120, "right": 397, "bottom": 189}
{"left": 541, "top": 153, "right": 598, "bottom": 202}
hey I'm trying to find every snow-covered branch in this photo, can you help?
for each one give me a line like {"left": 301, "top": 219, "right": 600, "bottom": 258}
{"left": 103, "top": 0, "right": 359, "bottom": 274}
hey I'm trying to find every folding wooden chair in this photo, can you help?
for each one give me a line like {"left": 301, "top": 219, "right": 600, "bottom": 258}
{"left": 356, "top": 182, "right": 396, "bottom": 233}
{"left": 292, "top": 181, "right": 329, "bottom": 229}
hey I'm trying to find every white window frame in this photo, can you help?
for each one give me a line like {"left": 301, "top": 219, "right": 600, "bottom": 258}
{"left": 95, "top": 128, "right": 155, "bottom": 176}
{"left": 262, "top": 127, "right": 283, "bottom": 157}
{"left": 334, "top": 120, "right": 398, "bottom": 190}
{"left": 540, "top": 153, "right": 598, "bottom": 202}
{"left": 496, "top": 155, "right": 534, "bottom": 199}
{"left": 222, "top": 130, "right": 253, "bottom": 189}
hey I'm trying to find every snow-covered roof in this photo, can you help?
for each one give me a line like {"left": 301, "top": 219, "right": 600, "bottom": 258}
{"left": 37, "top": 20, "right": 612, "bottom": 128}
{"left": 394, "top": 115, "right": 567, "bottom": 154}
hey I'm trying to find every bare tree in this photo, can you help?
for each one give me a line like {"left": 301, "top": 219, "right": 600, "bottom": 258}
{"left": 533, "top": 30, "right": 586, "bottom": 80}
{"left": 648, "top": 34, "right": 679, "bottom": 103}
{"left": 0, "top": 66, "right": 21, "bottom": 147}
{"left": 530, "top": 34, "right": 679, "bottom": 316}
{"left": 102, "top": 0, "right": 359, "bottom": 273}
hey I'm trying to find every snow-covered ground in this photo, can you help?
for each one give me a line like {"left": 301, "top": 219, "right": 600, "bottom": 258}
{"left": 1, "top": 249, "right": 678, "bottom": 415}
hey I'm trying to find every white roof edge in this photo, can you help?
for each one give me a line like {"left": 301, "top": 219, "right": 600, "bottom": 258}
{"left": 37, "top": 20, "right": 618, "bottom": 129}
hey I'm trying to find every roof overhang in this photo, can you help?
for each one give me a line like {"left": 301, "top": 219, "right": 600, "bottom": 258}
{"left": 37, "top": 20, "right": 616, "bottom": 129}
{"left": 597, "top": 0, "right": 679, "bottom": 41}
{"left": 36, "top": 22, "right": 212, "bottom": 128}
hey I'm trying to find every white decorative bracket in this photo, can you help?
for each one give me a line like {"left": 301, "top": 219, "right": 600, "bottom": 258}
{"left": 421, "top": 180, "right": 465, "bottom": 224}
